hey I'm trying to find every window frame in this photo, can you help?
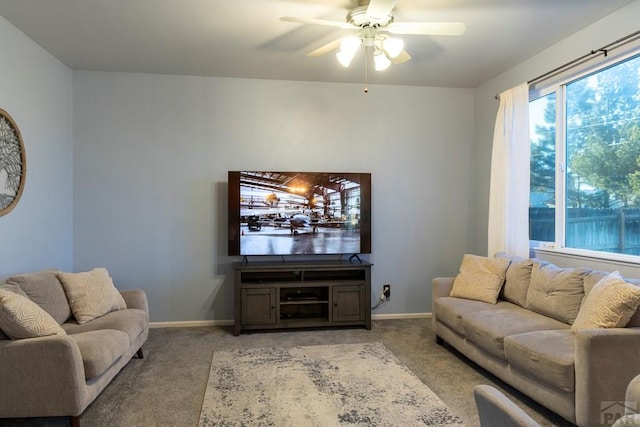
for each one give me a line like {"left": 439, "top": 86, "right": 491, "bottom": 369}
{"left": 529, "top": 44, "right": 640, "bottom": 264}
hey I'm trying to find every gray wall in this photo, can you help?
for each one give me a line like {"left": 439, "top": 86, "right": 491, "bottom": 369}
{"left": 4, "top": 0, "right": 640, "bottom": 322}
{"left": 0, "top": 15, "right": 73, "bottom": 278}
{"left": 72, "top": 72, "right": 474, "bottom": 322}
{"left": 472, "top": 1, "right": 640, "bottom": 271}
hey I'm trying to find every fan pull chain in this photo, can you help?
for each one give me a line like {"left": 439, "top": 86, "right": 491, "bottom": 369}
{"left": 364, "top": 46, "right": 369, "bottom": 93}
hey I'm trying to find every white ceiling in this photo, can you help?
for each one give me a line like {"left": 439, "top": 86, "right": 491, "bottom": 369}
{"left": 0, "top": 0, "right": 635, "bottom": 88}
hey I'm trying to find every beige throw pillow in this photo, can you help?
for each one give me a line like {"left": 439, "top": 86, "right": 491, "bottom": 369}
{"left": 572, "top": 271, "right": 640, "bottom": 333}
{"left": 450, "top": 254, "right": 511, "bottom": 304}
{"left": 58, "top": 268, "right": 127, "bottom": 324}
{"left": 0, "top": 289, "right": 67, "bottom": 339}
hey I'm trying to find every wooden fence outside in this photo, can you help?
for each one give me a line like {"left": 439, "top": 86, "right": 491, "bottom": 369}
{"left": 529, "top": 207, "right": 640, "bottom": 255}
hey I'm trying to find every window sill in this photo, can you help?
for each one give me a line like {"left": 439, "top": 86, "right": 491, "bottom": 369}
{"left": 530, "top": 245, "right": 640, "bottom": 269}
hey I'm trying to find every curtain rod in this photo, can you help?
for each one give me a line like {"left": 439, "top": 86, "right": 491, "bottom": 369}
{"left": 494, "top": 28, "right": 640, "bottom": 100}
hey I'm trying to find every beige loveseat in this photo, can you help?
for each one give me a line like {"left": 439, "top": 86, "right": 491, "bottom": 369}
{"left": 432, "top": 254, "right": 640, "bottom": 427}
{"left": 0, "top": 268, "right": 149, "bottom": 427}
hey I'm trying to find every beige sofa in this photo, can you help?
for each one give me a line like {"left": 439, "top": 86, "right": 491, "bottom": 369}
{"left": 0, "top": 269, "right": 149, "bottom": 427}
{"left": 432, "top": 254, "right": 640, "bottom": 427}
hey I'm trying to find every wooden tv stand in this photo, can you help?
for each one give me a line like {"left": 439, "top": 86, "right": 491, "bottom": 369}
{"left": 232, "top": 260, "right": 372, "bottom": 335}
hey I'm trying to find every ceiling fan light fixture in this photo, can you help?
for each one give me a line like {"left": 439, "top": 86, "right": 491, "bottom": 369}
{"left": 382, "top": 37, "right": 404, "bottom": 59}
{"left": 373, "top": 49, "right": 391, "bottom": 71}
{"left": 336, "top": 50, "right": 356, "bottom": 67}
{"left": 340, "top": 35, "right": 361, "bottom": 55}
{"left": 282, "top": 0, "right": 468, "bottom": 79}
{"left": 336, "top": 35, "right": 361, "bottom": 67}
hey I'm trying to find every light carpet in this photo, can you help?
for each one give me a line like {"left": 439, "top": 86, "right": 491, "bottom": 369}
{"left": 198, "top": 342, "right": 465, "bottom": 426}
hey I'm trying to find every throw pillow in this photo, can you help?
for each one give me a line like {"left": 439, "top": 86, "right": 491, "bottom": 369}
{"left": 626, "top": 277, "right": 640, "bottom": 327}
{"left": 525, "top": 263, "right": 588, "bottom": 324}
{"left": 0, "top": 289, "right": 67, "bottom": 339}
{"left": 450, "top": 254, "right": 511, "bottom": 304}
{"left": 572, "top": 271, "right": 640, "bottom": 333}
{"left": 57, "top": 268, "right": 127, "bottom": 325}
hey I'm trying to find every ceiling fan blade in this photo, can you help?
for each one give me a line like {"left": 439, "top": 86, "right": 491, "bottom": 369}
{"left": 386, "top": 22, "right": 466, "bottom": 36}
{"left": 365, "top": 0, "right": 399, "bottom": 22}
{"left": 390, "top": 49, "right": 411, "bottom": 64}
{"left": 280, "top": 16, "right": 357, "bottom": 30}
{"left": 307, "top": 39, "right": 343, "bottom": 57}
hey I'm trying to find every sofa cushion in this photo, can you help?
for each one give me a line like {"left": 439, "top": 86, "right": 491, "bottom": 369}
{"left": 572, "top": 272, "right": 640, "bottom": 333}
{"left": 495, "top": 254, "right": 551, "bottom": 308}
{"left": 434, "top": 296, "right": 517, "bottom": 335}
{"left": 501, "top": 257, "right": 534, "bottom": 307}
{"left": 0, "top": 289, "right": 67, "bottom": 339}
{"left": 0, "top": 283, "right": 28, "bottom": 298}
{"left": 58, "top": 268, "right": 127, "bottom": 324}
{"left": 583, "top": 270, "right": 610, "bottom": 296}
{"left": 461, "top": 308, "right": 569, "bottom": 360}
{"left": 62, "top": 308, "right": 147, "bottom": 344}
{"left": 525, "top": 263, "right": 588, "bottom": 324}
{"left": 70, "top": 330, "right": 130, "bottom": 379}
{"left": 5, "top": 269, "right": 71, "bottom": 324}
{"left": 504, "top": 329, "right": 575, "bottom": 393}
{"left": 450, "top": 254, "right": 511, "bottom": 304}
{"left": 627, "top": 309, "right": 640, "bottom": 328}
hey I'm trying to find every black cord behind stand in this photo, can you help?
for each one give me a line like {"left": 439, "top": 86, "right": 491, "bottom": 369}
{"left": 349, "top": 254, "right": 363, "bottom": 264}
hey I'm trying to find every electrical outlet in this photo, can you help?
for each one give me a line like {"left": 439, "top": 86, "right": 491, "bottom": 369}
{"left": 383, "top": 284, "right": 391, "bottom": 299}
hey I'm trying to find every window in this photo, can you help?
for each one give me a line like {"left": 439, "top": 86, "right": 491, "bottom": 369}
{"left": 529, "top": 52, "right": 640, "bottom": 257}
{"left": 529, "top": 93, "right": 556, "bottom": 241}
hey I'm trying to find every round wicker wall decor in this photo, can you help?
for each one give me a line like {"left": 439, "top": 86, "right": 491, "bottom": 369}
{"left": 0, "top": 108, "right": 26, "bottom": 217}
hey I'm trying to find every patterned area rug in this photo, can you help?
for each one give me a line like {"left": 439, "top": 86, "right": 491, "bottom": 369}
{"left": 198, "top": 342, "right": 465, "bottom": 426}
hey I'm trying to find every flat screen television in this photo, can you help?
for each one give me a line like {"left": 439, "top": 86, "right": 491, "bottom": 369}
{"left": 228, "top": 171, "right": 371, "bottom": 257}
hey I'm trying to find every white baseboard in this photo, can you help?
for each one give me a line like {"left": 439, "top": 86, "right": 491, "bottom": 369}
{"left": 149, "top": 319, "right": 233, "bottom": 328}
{"left": 372, "top": 312, "right": 431, "bottom": 320}
{"left": 149, "top": 313, "right": 432, "bottom": 328}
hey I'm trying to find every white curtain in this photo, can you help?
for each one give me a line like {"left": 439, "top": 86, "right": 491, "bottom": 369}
{"left": 487, "top": 83, "right": 530, "bottom": 258}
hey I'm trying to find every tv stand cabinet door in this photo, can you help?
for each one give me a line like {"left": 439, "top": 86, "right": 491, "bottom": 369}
{"left": 332, "top": 284, "right": 365, "bottom": 322}
{"left": 242, "top": 288, "right": 277, "bottom": 326}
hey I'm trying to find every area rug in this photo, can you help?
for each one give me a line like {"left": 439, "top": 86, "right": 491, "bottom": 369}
{"left": 198, "top": 342, "right": 465, "bottom": 426}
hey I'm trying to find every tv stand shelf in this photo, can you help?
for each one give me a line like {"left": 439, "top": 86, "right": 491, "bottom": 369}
{"left": 232, "top": 260, "right": 372, "bottom": 335}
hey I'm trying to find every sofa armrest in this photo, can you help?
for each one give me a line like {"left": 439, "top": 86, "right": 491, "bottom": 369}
{"left": 473, "top": 385, "right": 540, "bottom": 427}
{"left": 432, "top": 277, "right": 455, "bottom": 335}
{"left": 432, "top": 277, "right": 455, "bottom": 299}
{"left": 0, "top": 335, "right": 87, "bottom": 417}
{"left": 575, "top": 327, "right": 640, "bottom": 427}
{"left": 120, "top": 289, "right": 149, "bottom": 316}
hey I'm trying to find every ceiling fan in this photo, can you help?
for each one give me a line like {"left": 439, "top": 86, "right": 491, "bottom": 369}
{"left": 280, "top": 0, "right": 466, "bottom": 71}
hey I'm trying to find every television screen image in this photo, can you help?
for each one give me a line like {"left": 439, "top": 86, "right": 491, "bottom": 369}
{"left": 228, "top": 171, "right": 371, "bottom": 256}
